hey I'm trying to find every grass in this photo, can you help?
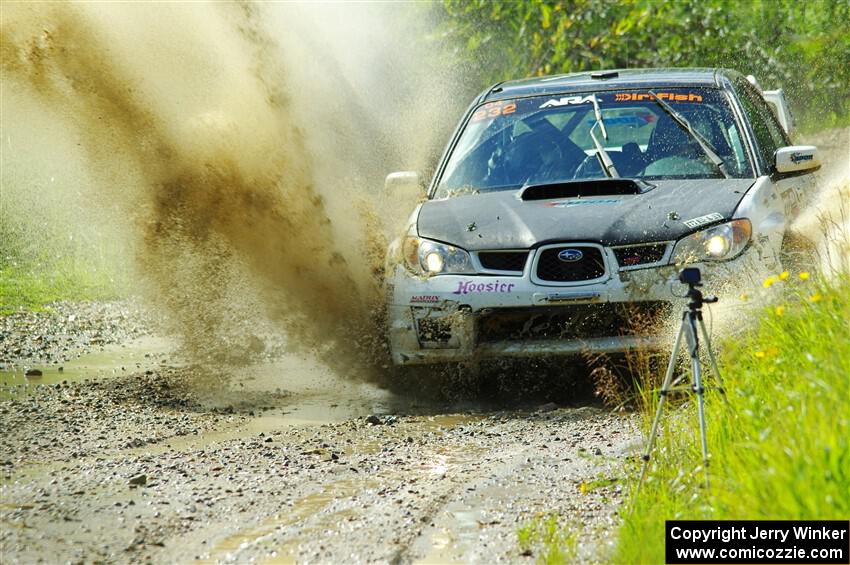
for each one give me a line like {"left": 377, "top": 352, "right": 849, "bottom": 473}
{"left": 517, "top": 514, "right": 579, "bottom": 564}
{"left": 615, "top": 272, "right": 850, "bottom": 563}
{"left": 0, "top": 258, "right": 125, "bottom": 314}
{"left": 0, "top": 215, "right": 131, "bottom": 314}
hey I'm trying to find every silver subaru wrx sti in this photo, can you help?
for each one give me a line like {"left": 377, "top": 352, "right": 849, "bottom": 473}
{"left": 384, "top": 68, "right": 820, "bottom": 367}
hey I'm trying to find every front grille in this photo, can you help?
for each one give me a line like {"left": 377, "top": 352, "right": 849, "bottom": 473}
{"left": 536, "top": 246, "right": 605, "bottom": 282}
{"left": 478, "top": 251, "right": 529, "bottom": 272}
{"left": 613, "top": 243, "right": 668, "bottom": 268}
{"left": 477, "top": 302, "right": 672, "bottom": 342}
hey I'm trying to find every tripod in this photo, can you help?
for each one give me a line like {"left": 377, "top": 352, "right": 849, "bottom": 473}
{"left": 635, "top": 269, "right": 728, "bottom": 498}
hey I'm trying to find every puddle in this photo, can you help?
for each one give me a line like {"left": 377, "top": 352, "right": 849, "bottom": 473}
{"left": 193, "top": 357, "right": 478, "bottom": 429}
{"left": 417, "top": 505, "right": 487, "bottom": 564}
{"left": 151, "top": 394, "right": 487, "bottom": 456}
{"left": 420, "top": 414, "right": 486, "bottom": 431}
{"left": 2, "top": 331, "right": 492, "bottom": 474}
{"left": 0, "top": 336, "right": 175, "bottom": 398}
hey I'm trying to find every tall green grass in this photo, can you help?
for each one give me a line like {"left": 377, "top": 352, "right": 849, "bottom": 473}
{"left": 0, "top": 259, "right": 123, "bottom": 314}
{"left": 616, "top": 273, "right": 850, "bottom": 563}
{"left": 0, "top": 216, "right": 130, "bottom": 313}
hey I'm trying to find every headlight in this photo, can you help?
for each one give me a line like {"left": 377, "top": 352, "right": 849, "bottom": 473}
{"left": 402, "top": 237, "right": 475, "bottom": 275}
{"left": 671, "top": 219, "right": 752, "bottom": 264}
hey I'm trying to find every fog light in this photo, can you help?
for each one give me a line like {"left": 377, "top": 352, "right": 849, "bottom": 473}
{"left": 705, "top": 235, "right": 730, "bottom": 257}
{"left": 424, "top": 252, "right": 444, "bottom": 273}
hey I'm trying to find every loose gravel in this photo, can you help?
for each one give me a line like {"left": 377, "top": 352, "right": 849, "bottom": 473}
{"left": 0, "top": 302, "right": 640, "bottom": 564}
{"left": 0, "top": 300, "right": 155, "bottom": 368}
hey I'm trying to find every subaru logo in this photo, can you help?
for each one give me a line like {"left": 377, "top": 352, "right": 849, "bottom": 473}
{"left": 557, "top": 249, "right": 583, "bottom": 262}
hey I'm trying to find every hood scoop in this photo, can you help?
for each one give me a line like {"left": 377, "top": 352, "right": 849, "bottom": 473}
{"left": 519, "top": 179, "right": 655, "bottom": 201}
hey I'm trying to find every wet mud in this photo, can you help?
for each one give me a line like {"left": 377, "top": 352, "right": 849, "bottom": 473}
{"left": 0, "top": 307, "right": 634, "bottom": 564}
{"left": 3, "top": 1, "right": 846, "bottom": 560}
{"left": 1, "top": 3, "right": 465, "bottom": 380}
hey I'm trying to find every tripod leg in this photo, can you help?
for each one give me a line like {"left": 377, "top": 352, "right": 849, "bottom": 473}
{"left": 687, "top": 316, "right": 711, "bottom": 490}
{"left": 698, "top": 317, "right": 728, "bottom": 403}
{"left": 634, "top": 319, "right": 686, "bottom": 506}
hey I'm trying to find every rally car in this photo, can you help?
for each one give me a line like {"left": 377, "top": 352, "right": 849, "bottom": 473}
{"left": 384, "top": 68, "right": 820, "bottom": 366}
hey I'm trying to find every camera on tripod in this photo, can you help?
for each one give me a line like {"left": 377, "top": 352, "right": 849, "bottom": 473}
{"left": 678, "top": 267, "right": 717, "bottom": 307}
{"left": 678, "top": 267, "right": 702, "bottom": 286}
{"left": 634, "top": 266, "right": 728, "bottom": 499}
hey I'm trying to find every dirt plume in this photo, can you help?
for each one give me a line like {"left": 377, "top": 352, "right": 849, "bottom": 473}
{"left": 1, "top": 3, "right": 459, "bottom": 375}
{"left": 792, "top": 128, "right": 850, "bottom": 276}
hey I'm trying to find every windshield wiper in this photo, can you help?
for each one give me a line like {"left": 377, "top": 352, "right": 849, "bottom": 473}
{"left": 590, "top": 94, "right": 620, "bottom": 178}
{"left": 647, "top": 90, "right": 730, "bottom": 178}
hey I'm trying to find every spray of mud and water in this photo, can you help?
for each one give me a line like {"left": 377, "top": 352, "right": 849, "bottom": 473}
{"left": 791, "top": 129, "right": 850, "bottom": 275}
{"left": 3, "top": 3, "right": 848, "bottom": 398}
{"left": 1, "top": 3, "right": 465, "bottom": 378}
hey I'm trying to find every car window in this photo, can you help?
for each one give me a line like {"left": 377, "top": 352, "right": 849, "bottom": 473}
{"left": 735, "top": 79, "right": 789, "bottom": 171}
{"left": 436, "top": 88, "right": 754, "bottom": 197}
{"left": 727, "top": 124, "right": 746, "bottom": 167}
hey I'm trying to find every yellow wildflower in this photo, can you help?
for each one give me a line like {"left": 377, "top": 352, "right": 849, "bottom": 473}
{"left": 809, "top": 293, "right": 822, "bottom": 303}
{"left": 763, "top": 276, "right": 778, "bottom": 289}
{"left": 740, "top": 293, "right": 749, "bottom": 301}
{"left": 779, "top": 271, "right": 790, "bottom": 280}
{"left": 799, "top": 272, "right": 810, "bottom": 281}
{"left": 774, "top": 305, "right": 785, "bottom": 316}
{"left": 754, "top": 351, "right": 766, "bottom": 359}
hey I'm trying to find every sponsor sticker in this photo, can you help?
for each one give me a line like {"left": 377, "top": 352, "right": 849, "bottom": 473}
{"left": 410, "top": 295, "right": 440, "bottom": 304}
{"left": 452, "top": 280, "right": 516, "bottom": 295}
{"left": 683, "top": 212, "right": 725, "bottom": 229}
{"left": 615, "top": 92, "right": 703, "bottom": 103}
{"left": 539, "top": 95, "right": 595, "bottom": 109}
{"left": 790, "top": 151, "right": 814, "bottom": 164}
{"left": 544, "top": 199, "right": 621, "bottom": 208}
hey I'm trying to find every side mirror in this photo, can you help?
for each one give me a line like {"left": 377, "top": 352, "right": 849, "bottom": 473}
{"left": 775, "top": 146, "right": 820, "bottom": 174}
{"left": 385, "top": 171, "right": 423, "bottom": 195}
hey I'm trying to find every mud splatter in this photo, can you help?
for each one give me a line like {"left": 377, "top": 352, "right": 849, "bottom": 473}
{"left": 791, "top": 128, "right": 850, "bottom": 276}
{"left": 1, "top": 3, "right": 461, "bottom": 375}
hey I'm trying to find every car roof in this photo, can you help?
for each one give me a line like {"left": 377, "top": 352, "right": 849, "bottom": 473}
{"left": 480, "top": 68, "right": 738, "bottom": 103}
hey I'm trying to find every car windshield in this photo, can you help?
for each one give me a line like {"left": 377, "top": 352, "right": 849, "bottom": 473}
{"left": 436, "top": 88, "right": 753, "bottom": 197}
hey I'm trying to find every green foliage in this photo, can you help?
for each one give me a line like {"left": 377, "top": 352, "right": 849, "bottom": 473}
{"left": 437, "top": 0, "right": 850, "bottom": 131}
{"left": 616, "top": 273, "right": 850, "bottom": 563}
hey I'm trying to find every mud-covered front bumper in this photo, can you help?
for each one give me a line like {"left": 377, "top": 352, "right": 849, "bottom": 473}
{"left": 387, "top": 249, "right": 768, "bottom": 366}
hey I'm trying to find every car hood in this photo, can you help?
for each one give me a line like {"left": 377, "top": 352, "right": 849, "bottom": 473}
{"left": 416, "top": 179, "right": 755, "bottom": 249}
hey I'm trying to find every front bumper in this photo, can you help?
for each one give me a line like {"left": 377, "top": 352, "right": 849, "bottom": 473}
{"left": 387, "top": 248, "right": 769, "bottom": 366}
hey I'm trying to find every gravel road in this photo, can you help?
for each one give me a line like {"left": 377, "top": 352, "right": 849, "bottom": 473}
{"left": 0, "top": 302, "right": 639, "bottom": 564}
{"left": 0, "top": 301, "right": 154, "bottom": 369}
